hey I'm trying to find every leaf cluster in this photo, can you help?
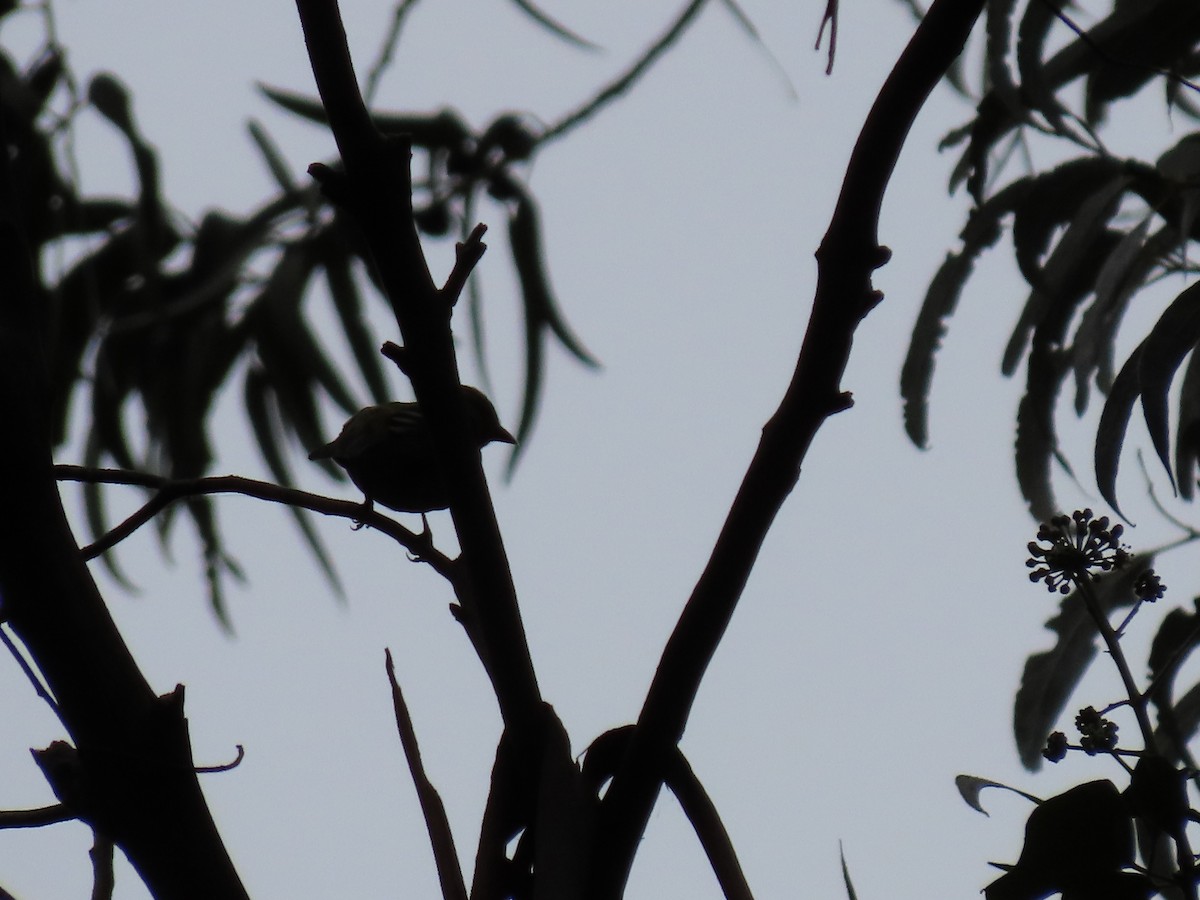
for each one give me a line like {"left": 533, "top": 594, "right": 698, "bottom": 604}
{"left": 900, "top": 0, "right": 1200, "bottom": 522}
{"left": 8, "top": 20, "right": 593, "bottom": 621}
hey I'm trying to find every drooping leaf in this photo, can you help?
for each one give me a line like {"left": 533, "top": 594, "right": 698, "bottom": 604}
{"left": 1014, "top": 0, "right": 1074, "bottom": 142}
{"left": 901, "top": 252, "right": 974, "bottom": 449}
{"left": 1014, "top": 353, "right": 1064, "bottom": 525}
{"left": 81, "top": 432, "right": 137, "bottom": 592}
{"left": 186, "top": 495, "right": 239, "bottom": 630}
{"left": 1095, "top": 341, "right": 1146, "bottom": 521}
{"left": 247, "top": 119, "right": 298, "bottom": 194}
{"left": 1175, "top": 348, "right": 1200, "bottom": 500}
{"left": 901, "top": 181, "right": 1030, "bottom": 447}
{"left": 1083, "top": 0, "right": 1200, "bottom": 126}
{"left": 1014, "top": 558, "right": 1155, "bottom": 770}
{"left": 320, "top": 237, "right": 390, "bottom": 405}
{"left": 244, "top": 366, "right": 343, "bottom": 597}
{"left": 983, "top": 0, "right": 1025, "bottom": 125}
{"left": 1138, "top": 281, "right": 1200, "bottom": 492}
{"left": 1003, "top": 171, "right": 1128, "bottom": 375}
{"left": 507, "top": 192, "right": 599, "bottom": 471}
{"left": 244, "top": 242, "right": 356, "bottom": 453}
{"left": 1072, "top": 213, "right": 1155, "bottom": 413}
{"left": 1012, "top": 220, "right": 1122, "bottom": 521}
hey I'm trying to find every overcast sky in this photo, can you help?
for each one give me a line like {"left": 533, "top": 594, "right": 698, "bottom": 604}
{"left": 2, "top": 2, "right": 1192, "bottom": 898}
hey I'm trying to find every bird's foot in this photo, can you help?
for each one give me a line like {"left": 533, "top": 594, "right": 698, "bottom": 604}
{"left": 406, "top": 513, "right": 436, "bottom": 562}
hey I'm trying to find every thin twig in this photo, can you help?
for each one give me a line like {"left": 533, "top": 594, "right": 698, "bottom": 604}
{"left": 539, "top": 0, "right": 708, "bottom": 146}
{"left": 53, "top": 466, "right": 458, "bottom": 580}
{"left": 363, "top": 0, "right": 422, "bottom": 106}
{"left": 1075, "top": 575, "right": 1157, "bottom": 754}
{"left": 0, "top": 624, "right": 60, "bottom": 718}
{"left": 0, "top": 804, "right": 74, "bottom": 829}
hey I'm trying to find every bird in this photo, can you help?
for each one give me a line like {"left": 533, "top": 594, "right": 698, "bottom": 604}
{"left": 308, "top": 385, "right": 515, "bottom": 513}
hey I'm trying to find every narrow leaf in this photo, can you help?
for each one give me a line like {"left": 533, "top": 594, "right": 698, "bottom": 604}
{"left": 1138, "top": 281, "right": 1200, "bottom": 493}
{"left": 322, "top": 246, "right": 389, "bottom": 405}
{"left": 1176, "top": 350, "right": 1200, "bottom": 500}
{"left": 1094, "top": 341, "right": 1146, "bottom": 521}
{"left": 247, "top": 119, "right": 297, "bottom": 194}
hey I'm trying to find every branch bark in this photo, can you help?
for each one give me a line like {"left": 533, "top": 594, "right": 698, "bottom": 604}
{"left": 588, "top": 1, "right": 989, "bottom": 894}
{"left": 293, "top": 0, "right": 543, "bottom": 734}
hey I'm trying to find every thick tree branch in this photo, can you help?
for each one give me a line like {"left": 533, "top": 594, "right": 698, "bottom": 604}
{"left": 293, "top": 0, "right": 542, "bottom": 734}
{"left": 588, "top": 0, "right": 989, "bottom": 894}
{"left": 0, "top": 105, "right": 247, "bottom": 896}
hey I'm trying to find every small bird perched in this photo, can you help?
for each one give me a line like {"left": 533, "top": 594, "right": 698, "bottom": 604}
{"left": 308, "top": 385, "right": 515, "bottom": 513}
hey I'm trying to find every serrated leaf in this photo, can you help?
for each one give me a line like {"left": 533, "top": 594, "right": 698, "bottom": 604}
{"left": 1137, "top": 281, "right": 1200, "bottom": 492}
{"left": 1073, "top": 214, "right": 1154, "bottom": 413}
{"left": 1083, "top": 0, "right": 1200, "bottom": 126}
{"left": 1015, "top": 0, "right": 1073, "bottom": 141}
{"left": 901, "top": 252, "right": 974, "bottom": 448}
{"left": 984, "top": 0, "right": 1025, "bottom": 122}
{"left": 1003, "top": 172, "right": 1129, "bottom": 375}
{"left": 901, "top": 181, "right": 1031, "bottom": 446}
{"left": 1014, "top": 360, "right": 1062, "bottom": 525}
{"left": 1014, "top": 560, "right": 1155, "bottom": 770}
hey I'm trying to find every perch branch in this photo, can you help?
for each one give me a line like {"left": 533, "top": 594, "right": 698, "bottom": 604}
{"left": 589, "top": 0, "right": 989, "bottom": 894}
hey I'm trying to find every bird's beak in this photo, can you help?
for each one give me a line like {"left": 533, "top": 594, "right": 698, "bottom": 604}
{"left": 494, "top": 426, "right": 517, "bottom": 445}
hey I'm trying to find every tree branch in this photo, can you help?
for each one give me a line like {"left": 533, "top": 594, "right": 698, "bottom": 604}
{"left": 0, "top": 100, "right": 248, "bottom": 896}
{"left": 588, "top": 0, "right": 989, "bottom": 894}
{"left": 293, "top": 0, "right": 542, "bottom": 734}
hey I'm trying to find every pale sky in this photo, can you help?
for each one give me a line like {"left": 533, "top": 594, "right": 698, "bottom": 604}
{"left": 2, "top": 2, "right": 1192, "bottom": 898}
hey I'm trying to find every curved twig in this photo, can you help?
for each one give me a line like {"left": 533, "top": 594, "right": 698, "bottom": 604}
{"left": 53, "top": 466, "right": 458, "bottom": 580}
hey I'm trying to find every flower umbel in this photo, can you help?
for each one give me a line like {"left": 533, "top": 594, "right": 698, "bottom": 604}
{"left": 1026, "top": 509, "right": 1130, "bottom": 594}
